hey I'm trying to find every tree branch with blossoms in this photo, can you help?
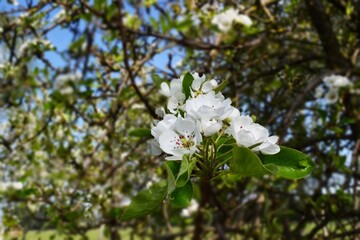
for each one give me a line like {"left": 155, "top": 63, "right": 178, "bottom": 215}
{"left": 121, "top": 72, "right": 315, "bottom": 239}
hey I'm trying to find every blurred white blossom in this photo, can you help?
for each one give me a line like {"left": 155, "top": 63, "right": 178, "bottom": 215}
{"left": 18, "top": 38, "right": 54, "bottom": 57}
{"left": 212, "top": 8, "right": 252, "bottom": 33}
{"left": 181, "top": 199, "right": 199, "bottom": 217}
{"left": 54, "top": 72, "right": 81, "bottom": 94}
{"left": 323, "top": 75, "right": 352, "bottom": 88}
{"left": 315, "top": 74, "right": 352, "bottom": 104}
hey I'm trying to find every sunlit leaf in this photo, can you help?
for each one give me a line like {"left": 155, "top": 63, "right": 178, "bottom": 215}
{"left": 259, "top": 146, "right": 314, "bottom": 179}
{"left": 230, "top": 146, "right": 276, "bottom": 177}
{"left": 121, "top": 181, "right": 167, "bottom": 221}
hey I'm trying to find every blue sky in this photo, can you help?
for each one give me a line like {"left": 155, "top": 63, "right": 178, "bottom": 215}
{"left": 0, "top": 0, "right": 179, "bottom": 72}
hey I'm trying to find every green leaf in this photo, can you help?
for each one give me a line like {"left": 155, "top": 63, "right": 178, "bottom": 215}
{"left": 151, "top": 74, "right": 165, "bottom": 87}
{"left": 213, "top": 79, "right": 228, "bottom": 93}
{"left": 160, "top": 14, "right": 172, "bottom": 33}
{"left": 230, "top": 146, "right": 276, "bottom": 177}
{"left": 259, "top": 146, "right": 315, "bottom": 179}
{"left": 121, "top": 181, "right": 167, "bottom": 221}
{"left": 171, "top": 180, "right": 193, "bottom": 208}
{"left": 164, "top": 161, "right": 179, "bottom": 194}
{"left": 182, "top": 72, "right": 194, "bottom": 99}
{"left": 176, "top": 155, "right": 189, "bottom": 187}
{"left": 129, "top": 128, "right": 152, "bottom": 138}
{"left": 176, "top": 17, "right": 193, "bottom": 32}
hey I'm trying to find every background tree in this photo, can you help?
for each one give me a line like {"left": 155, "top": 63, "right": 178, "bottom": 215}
{"left": 0, "top": 0, "right": 359, "bottom": 239}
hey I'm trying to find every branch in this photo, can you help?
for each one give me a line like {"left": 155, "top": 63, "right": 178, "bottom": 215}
{"left": 304, "top": 0, "right": 350, "bottom": 68}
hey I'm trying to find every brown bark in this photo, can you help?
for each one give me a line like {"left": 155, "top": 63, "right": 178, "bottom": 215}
{"left": 304, "top": 0, "right": 350, "bottom": 69}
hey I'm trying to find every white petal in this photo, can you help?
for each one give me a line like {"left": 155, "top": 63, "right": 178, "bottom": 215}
{"left": 234, "top": 129, "right": 256, "bottom": 147}
{"left": 149, "top": 139, "right": 162, "bottom": 156}
{"left": 323, "top": 75, "right": 352, "bottom": 88}
{"left": 238, "top": 115, "right": 253, "bottom": 126}
{"left": 151, "top": 114, "right": 176, "bottom": 139}
{"left": 192, "top": 78, "right": 203, "bottom": 91}
{"left": 202, "top": 81, "right": 215, "bottom": 93}
{"left": 160, "top": 82, "right": 170, "bottom": 96}
{"left": 231, "top": 115, "right": 253, "bottom": 133}
{"left": 248, "top": 124, "right": 269, "bottom": 143}
{"left": 324, "top": 89, "right": 339, "bottom": 104}
{"left": 235, "top": 14, "right": 252, "bottom": 26}
{"left": 159, "top": 130, "right": 180, "bottom": 155}
{"left": 174, "top": 92, "right": 185, "bottom": 102}
{"left": 227, "top": 107, "right": 240, "bottom": 121}
{"left": 266, "top": 135, "right": 279, "bottom": 145}
{"left": 165, "top": 155, "right": 183, "bottom": 160}
{"left": 170, "top": 78, "right": 182, "bottom": 91}
{"left": 167, "top": 97, "right": 180, "bottom": 113}
{"left": 201, "top": 119, "right": 223, "bottom": 136}
{"left": 175, "top": 118, "right": 195, "bottom": 136}
{"left": 259, "top": 143, "right": 280, "bottom": 155}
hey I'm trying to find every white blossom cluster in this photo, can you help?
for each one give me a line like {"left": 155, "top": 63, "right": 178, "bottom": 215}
{"left": 18, "top": 38, "right": 54, "bottom": 57}
{"left": 150, "top": 72, "right": 280, "bottom": 161}
{"left": 315, "top": 74, "right": 352, "bottom": 104}
{"left": 54, "top": 71, "right": 82, "bottom": 95}
{"left": 211, "top": 8, "right": 252, "bottom": 33}
{"left": 0, "top": 181, "right": 23, "bottom": 191}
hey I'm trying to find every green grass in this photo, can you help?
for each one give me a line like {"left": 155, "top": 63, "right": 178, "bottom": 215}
{"left": 6, "top": 228, "right": 140, "bottom": 240}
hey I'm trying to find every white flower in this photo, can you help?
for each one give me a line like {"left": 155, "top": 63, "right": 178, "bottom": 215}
{"left": 160, "top": 82, "right": 171, "bottom": 96}
{"left": 151, "top": 114, "right": 177, "bottom": 140}
{"left": 160, "top": 78, "right": 186, "bottom": 113}
{"left": 160, "top": 77, "right": 183, "bottom": 97}
{"left": 18, "top": 38, "right": 54, "bottom": 57}
{"left": 200, "top": 118, "right": 223, "bottom": 137}
{"left": 0, "top": 181, "right": 23, "bottom": 191}
{"left": 323, "top": 75, "right": 352, "bottom": 88}
{"left": 160, "top": 73, "right": 221, "bottom": 114}
{"left": 324, "top": 89, "right": 339, "bottom": 104}
{"left": 181, "top": 199, "right": 199, "bottom": 217}
{"left": 234, "top": 14, "right": 253, "bottom": 27}
{"left": 231, "top": 115, "right": 256, "bottom": 147}
{"left": 119, "top": 197, "right": 131, "bottom": 207}
{"left": 185, "top": 91, "right": 232, "bottom": 121}
{"left": 231, "top": 115, "right": 280, "bottom": 155}
{"left": 167, "top": 93, "right": 185, "bottom": 113}
{"left": 191, "top": 73, "right": 218, "bottom": 96}
{"left": 54, "top": 72, "right": 81, "bottom": 95}
{"left": 252, "top": 135, "right": 280, "bottom": 155}
{"left": 0, "top": 27, "right": 3, "bottom": 33}
{"left": 212, "top": 8, "right": 252, "bottom": 33}
{"left": 158, "top": 117, "right": 201, "bottom": 160}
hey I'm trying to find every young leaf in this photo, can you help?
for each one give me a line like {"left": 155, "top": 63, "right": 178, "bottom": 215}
{"left": 176, "top": 155, "right": 189, "bottom": 187}
{"left": 121, "top": 181, "right": 167, "bottom": 221}
{"left": 151, "top": 74, "right": 165, "bottom": 88}
{"left": 164, "top": 162, "right": 178, "bottom": 194}
{"left": 171, "top": 180, "right": 193, "bottom": 208}
{"left": 129, "top": 128, "right": 152, "bottom": 138}
{"left": 259, "top": 146, "right": 315, "bottom": 179}
{"left": 230, "top": 146, "right": 276, "bottom": 177}
{"left": 213, "top": 79, "right": 228, "bottom": 94}
{"left": 182, "top": 72, "right": 194, "bottom": 99}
